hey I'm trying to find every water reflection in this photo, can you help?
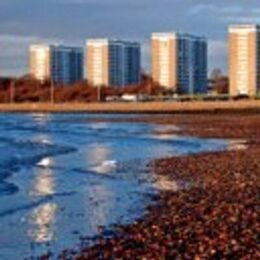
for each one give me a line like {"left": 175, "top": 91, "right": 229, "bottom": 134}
{"left": 86, "top": 143, "right": 117, "bottom": 174}
{"left": 152, "top": 175, "right": 179, "bottom": 191}
{"left": 87, "top": 143, "right": 112, "bottom": 165}
{"left": 34, "top": 134, "right": 53, "bottom": 145}
{"left": 85, "top": 143, "right": 115, "bottom": 230}
{"left": 153, "top": 124, "right": 180, "bottom": 133}
{"left": 30, "top": 164, "right": 55, "bottom": 197}
{"left": 228, "top": 140, "right": 248, "bottom": 151}
{"left": 89, "top": 122, "right": 108, "bottom": 130}
{"left": 150, "top": 133, "right": 178, "bottom": 140}
{"left": 28, "top": 155, "right": 57, "bottom": 243}
{"left": 29, "top": 202, "right": 57, "bottom": 243}
{"left": 30, "top": 113, "right": 50, "bottom": 127}
{"left": 85, "top": 184, "right": 114, "bottom": 232}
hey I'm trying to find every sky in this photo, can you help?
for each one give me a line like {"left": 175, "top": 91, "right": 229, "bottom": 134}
{"left": 0, "top": 0, "right": 259, "bottom": 77}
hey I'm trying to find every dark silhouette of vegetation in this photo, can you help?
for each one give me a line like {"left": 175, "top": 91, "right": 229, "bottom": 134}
{"left": 209, "top": 69, "right": 229, "bottom": 94}
{"left": 0, "top": 74, "right": 165, "bottom": 103}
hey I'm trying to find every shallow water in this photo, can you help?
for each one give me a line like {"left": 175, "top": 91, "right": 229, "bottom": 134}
{"left": 0, "top": 113, "right": 228, "bottom": 259}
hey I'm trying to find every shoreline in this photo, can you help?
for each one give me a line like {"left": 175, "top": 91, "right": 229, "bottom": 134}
{"left": 55, "top": 112, "right": 259, "bottom": 259}
{"left": 0, "top": 100, "right": 260, "bottom": 114}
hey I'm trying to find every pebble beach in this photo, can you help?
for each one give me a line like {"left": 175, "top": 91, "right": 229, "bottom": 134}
{"left": 49, "top": 112, "right": 259, "bottom": 259}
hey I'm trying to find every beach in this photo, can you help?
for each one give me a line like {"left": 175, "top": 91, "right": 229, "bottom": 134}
{"left": 58, "top": 111, "right": 260, "bottom": 259}
{"left": 1, "top": 113, "right": 229, "bottom": 259}
{"left": 0, "top": 100, "right": 260, "bottom": 114}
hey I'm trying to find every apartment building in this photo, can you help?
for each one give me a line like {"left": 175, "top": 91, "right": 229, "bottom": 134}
{"left": 29, "top": 44, "right": 51, "bottom": 82}
{"left": 29, "top": 44, "right": 83, "bottom": 85}
{"left": 151, "top": 32, "right": 207, "bottom": 94}
{"left": 86, "top": 39, "right": 141, "bottom": 87}
{"left": 229, "top": 24, "right": 260, "bottom": 96}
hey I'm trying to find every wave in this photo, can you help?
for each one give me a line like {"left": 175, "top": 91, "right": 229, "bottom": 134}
{"left": 0, "top": 137, "right": 77, "bottom": 197}
{"left": 72, "top": 167, "right": 118, "bottom": 180}
{"left": 90, "top": 160, "right": 117, "bottom": 174}
{"left": 37, "top": 158, "right": 53, "bottom": 167}
{"left": 0, "top": 191, "right": 76, "bottom": 218}
{"left": 0, "top": 181, "right": 19, "bottom": 196}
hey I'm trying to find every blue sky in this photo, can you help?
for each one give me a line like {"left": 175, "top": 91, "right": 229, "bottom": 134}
{"left": 0, "top": 0, "right": 259, "bottom": 76}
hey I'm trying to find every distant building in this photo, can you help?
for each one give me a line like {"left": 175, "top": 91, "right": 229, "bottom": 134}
{"left": 151, "top": 32, "right": 207, "bottom": 94}
{"left": 229, "top": 24, "right": 260, "bottom": 97}
{"left": 86, "top": 39, "right": 141, "bottom": 87}
{"left": 29, "top": 45, "right": 51, "bottom": 82}
{"left": 29, "top": 44, "right": 83, "bottom": 85}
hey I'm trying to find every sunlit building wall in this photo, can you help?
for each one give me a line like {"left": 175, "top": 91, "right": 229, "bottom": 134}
{"left": 229, "top": 24, "right": 260, "bottom": 96}
{"left": 86, "top": 39, "right": 141, "bottom": 87}
{"left": 29, "top": 44, "right": 83, "bottom": 85}
{"left": 151, "top": 32, "right": 207, "bottom": 94}
{"left": 29, "top": 45, "right": 51, "bottom": 82}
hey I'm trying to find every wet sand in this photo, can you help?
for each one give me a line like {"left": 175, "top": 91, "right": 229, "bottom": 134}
{"left": 52, "top": 112, "right": 259, "bottom": 259}
{"left": 0, "top": 100, "right": 260, "bottom": 114}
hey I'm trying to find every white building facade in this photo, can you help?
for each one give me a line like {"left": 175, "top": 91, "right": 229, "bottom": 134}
{"left": 151, "top": 32, "right": 207, "bottom": 94}
{"left": 229, "top": 24, "right": 260, "bottom": 96}
{"left": 30, "top": 44, "right": 83, "bottom": 85}
{"left": 86, "top": 39, "right": 141, "bottom": 87}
